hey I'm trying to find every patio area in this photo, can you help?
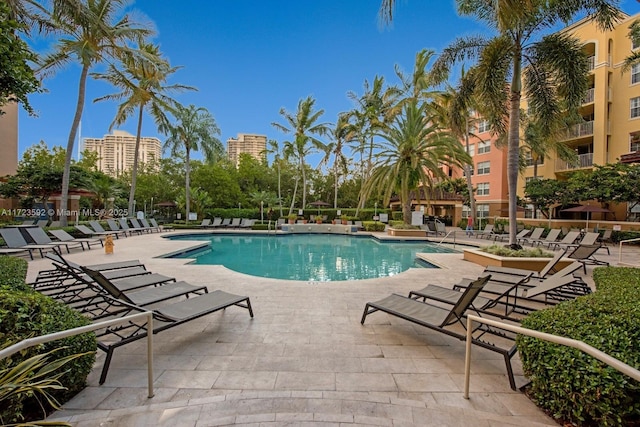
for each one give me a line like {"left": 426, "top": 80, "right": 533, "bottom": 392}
{"left": 27, "top": 228, "right": 630, "bottom": 426}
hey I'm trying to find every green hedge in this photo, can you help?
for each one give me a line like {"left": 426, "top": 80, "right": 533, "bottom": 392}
{"left": 363, "top": 221, "right": 386, "bottom": 232}
{"left": 517, "top": 267, "right": 640, "bottom": 426}
{"left": 0, "top": 257, "right": 97, "bottom": 424}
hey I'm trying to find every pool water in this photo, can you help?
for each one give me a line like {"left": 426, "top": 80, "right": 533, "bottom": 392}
{"left": 168, "top": 233, "right": 455, "bottom": 281}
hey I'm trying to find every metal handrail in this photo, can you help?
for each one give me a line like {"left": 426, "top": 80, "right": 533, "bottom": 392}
{"left": 0, "top": 311, "right": 155, "bottom": 398}
{"left": 463, "top": 314, "right": 640, "bottom": 399}
{"left": 618, "top": 237, "right": 640, "bottom": 265}
{"left": 436, "top": 229, "right": 457, "bottom": 247}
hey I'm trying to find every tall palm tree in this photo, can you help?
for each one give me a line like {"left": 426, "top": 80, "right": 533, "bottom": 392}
{"left": 318, "top": 113, "right": 353, "bottom": 209}
{"left": 38, "top": 0, "right": 152, "bottom": 226}
{"left": 262, "top": 139, "right": 284, "bottom": 217}
{"left": 381, "top": 0, "right": 621, "bottom": 244}
{"left": 271, "top": 96, "right": 329, "bottom": 209}
{"left": 92, "top": 41, "right": 196, "bottom": 216}
{"left": 163, "top": 104, "right": 223, "bottom": 224}
{"left": 434, "top": 68, "right": 479, "bottom": 226}
{"left": 361, "top": 100, "right": 471, "bottom": 224}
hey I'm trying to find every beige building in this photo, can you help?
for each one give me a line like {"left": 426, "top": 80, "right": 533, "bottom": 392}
{"left": 83, "top": 130, "right": 162, "bottom": 176}
{"left": 519, "top": 12, "right": 640, "bottom": 220}
{"left": 227, "top": 133, "right": 267, "bottom": 166}
{"left": 0, "top": 102, "right": 18, "bottom": 210}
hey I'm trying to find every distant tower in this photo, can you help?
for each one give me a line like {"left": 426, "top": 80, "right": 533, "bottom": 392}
{"left": 82, "top": 130, "right": 162, "bottom": 176}
{"left": 226, "top": 133, "right": 267, "bottom": 167}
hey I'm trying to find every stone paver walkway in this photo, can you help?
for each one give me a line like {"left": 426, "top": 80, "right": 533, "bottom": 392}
{"left": 24, "top": 228, "right": 632, "bottom": 426}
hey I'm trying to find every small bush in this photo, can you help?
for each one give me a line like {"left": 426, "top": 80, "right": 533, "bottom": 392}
{"left": 0, "top": 257, "right": 30, "bottom": 292}
{"left": 363, "top": 221, "right": 386, "bottom": 232}
{"left": 517, "top": 267, "right": 640, "bottom": 426}
{"left": 0, "top": 259, "right": 97, "bottom": 424}
{"left": 481, "top": 244, "right": 553, "bottom": 258}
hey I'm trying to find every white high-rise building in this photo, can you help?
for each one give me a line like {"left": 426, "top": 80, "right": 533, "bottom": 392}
{"left": 83, "top": 130, "right": 162, "bottom": 176}
{"left": 227, "top": 133, "right": 267, "bottom": 167}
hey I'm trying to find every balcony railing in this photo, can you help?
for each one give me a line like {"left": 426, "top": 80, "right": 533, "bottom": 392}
{"left": 556, "top": 152, "right": 593, "bottom": 171}
{"left": 563, "top": 120, "right": 594, "bottom": 140}
{"left": 587, "top": 56, "right": 596, "bottom": 70}
{"left": 582, "top": 88, "right": 595, "bottom": 104}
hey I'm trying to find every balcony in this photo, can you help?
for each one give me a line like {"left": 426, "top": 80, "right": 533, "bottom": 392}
{"left": 582, "top": 88, "right": 595, "bottom": 104}
{"left": 556, "top": 153, "right": 593, "bottom": 171}
{"left": 562, "top": 120, "right": 594, "bottom": 140}
{"left": 587, "top": 56, "right": 595, "bottom": 71}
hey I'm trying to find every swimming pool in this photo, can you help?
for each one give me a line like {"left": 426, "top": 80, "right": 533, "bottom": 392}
{"left": 167, "top": 233, "right": 455, "bottom": 281}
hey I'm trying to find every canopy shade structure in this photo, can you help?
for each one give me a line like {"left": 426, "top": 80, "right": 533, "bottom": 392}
{"left": 561, "top": 205, "right": 612, "bottom": 229}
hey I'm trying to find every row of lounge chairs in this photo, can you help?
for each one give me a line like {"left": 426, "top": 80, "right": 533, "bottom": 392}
{"left": 473, "top": 225, "right": 612, "bottom": 252}
{"left": 361, "top": 251, "right": 593, "bottom": 390}
{"left": 0, "top": 218, "right": 168, "bottom": 260}
{"left": 30, "top": 250, "right": 254, "bottom": 384}
{"left": 199, "top": 218, "right": 255, "bottom": 228}
{"left": 0, "top": 227, "right": 103, "bottom": 260}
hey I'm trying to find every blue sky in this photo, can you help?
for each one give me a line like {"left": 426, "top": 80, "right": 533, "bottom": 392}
{"left": 17, "top": 1, "right": 640, "bottom": 165}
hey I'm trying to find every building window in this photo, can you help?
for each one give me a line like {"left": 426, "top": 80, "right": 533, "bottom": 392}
{"left": 525, "top": 151, "right": 544, "bottom": 166}
{"left": 462, "top": 205, "right": 471, "bottom": 218}
{"left": 477, "top": 161, "right": 490, "bottom": 175}
{"left": 477, "top": 182, "right": 490, "bottom": 196}
{"left": 631, "top": 132, "right": 640, "bottom": 152}
{"left": 631, "top": 97, "right": 640, "bottom": 118}
{"left": 633, "top": 64, "right": 640, "bottom": 84}
{"left": 477, "top": 120, "right": 490, "bottom": 133}
{"left": 466, "top": 144, "right": 475, "bottom": 157}
{"left": 477, "top": 140, "right": 491, "bottom": 154}
{"left": 477, "top": 204, "right": 489, "bottom": 219}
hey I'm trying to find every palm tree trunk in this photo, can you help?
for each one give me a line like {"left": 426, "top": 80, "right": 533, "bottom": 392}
{"left": 333, "top": 163, "right": 338, "bottom": 209}
{"left": 60, "top": 64, "right": 89, "bottom": 227}
{"left": 507, "top": 53, "right": 523, "bottom": 246}
{"left": 277, "top": 161, "right": 283, "bottom": 217}
{"left": 301, "top": 158, "right": 307, "bottom": 210}
{"left": 185, "top": 147, "right": 191, "bottom": 224}
{"left": 128, "top": 104, "right": 144, "bottom": 216}
{"left": 289, "top": 176, "right": 299, "bottom": 215}
{"left": 464, "top": 118, "right": 476, "bottom": 228}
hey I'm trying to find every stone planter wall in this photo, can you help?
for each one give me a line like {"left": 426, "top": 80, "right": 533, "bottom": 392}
{"left": 463, "top": 249, "right": 573, "bottom": 272}
{"left": 386, "top": 228, "right": 426, "bottom": 237}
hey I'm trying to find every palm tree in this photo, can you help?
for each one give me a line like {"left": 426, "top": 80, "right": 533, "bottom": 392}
{"left": 38, "top": 0, "right": 152, "bottom": 226}
{"left": 434, "top": 68, "right": 479, "bottom": 227}
{"left": 347, "top": 76, "right": 398, "bottom": 182}
{"left": 380, "top": 0, "right": 621, "bottom": 244}
{"left": 271, "top": 96, "right": 329, "bottom": 209}
{"left": 361, "top": 100, "right": 471, "bottom": 224}
{"left": 92, "top": 41, "right": 196, "bottom": 217}
{"left": 262, "top": 139, "right": 284, "bottom": 217}
{"left": 163, "top": 104, "right": 224, "bottom": 224}
{"left": 318, "top": 113, "right": 353, "bottom": 209}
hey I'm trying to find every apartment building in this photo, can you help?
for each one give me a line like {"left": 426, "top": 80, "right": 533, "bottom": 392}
{"left": 83, "top": 130, "right": 162, "bottom": 176}
{"left": 520, "top": 12, "right": 640, "bottom": 219}
{"left": 0, "top": 102, "right": 18, "bottom": 210}
{"left": 226, "top": 133, "right": 267, "bottom": 167}
{"left": 459, "top": 117, "right": 509, "bottom": 222}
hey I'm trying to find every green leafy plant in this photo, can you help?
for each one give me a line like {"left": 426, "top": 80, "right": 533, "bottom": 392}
{"left": 517, "top": 267, "right": 640, "bottom": 426}
{"left": 0, "top": 348, "right": 91, "bottom": 426}
{"left": 480, "top": 244, "right": 552, "bottom": 258}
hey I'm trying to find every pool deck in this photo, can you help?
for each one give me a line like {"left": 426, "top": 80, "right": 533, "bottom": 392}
{"left": 28, "top": 228, "right": 635, "bottom": 426}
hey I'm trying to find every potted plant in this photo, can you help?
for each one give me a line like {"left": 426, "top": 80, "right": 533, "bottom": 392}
{"left": 316, "top": 216, "right": 323, "bottom": 224}
{"left": 287, "top": 213, "right": 297, "bottom": 224}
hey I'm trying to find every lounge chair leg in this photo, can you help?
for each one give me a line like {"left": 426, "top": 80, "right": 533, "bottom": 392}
{"left": 504, "top": 348, "right": 517, "bottom": 391}
{"left": 245, "top": 297, "right": 254, "bottom": 317}
{"left": 100, "top": 349, "right": 115, "bottom": 385}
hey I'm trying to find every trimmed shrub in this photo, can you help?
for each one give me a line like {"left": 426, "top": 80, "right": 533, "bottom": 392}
{"left": 480, "top": 244, "right": 553, "bottom": 258}
{"left": 0, "top": 258, "right": 97, "bottom": 424}
{"left": 517, "top": 267, "right": 640, "bottom": 426}
{"left": 0, "top": 257, "right": 30, "bottom": 292}
{"left": 363, "top": 221, "right": 386, "bottom": 232}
